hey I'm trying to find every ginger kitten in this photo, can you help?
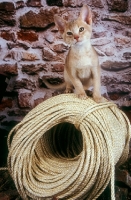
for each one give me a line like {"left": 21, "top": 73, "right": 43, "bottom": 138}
{"left": 44, "top": 5, "right": 104, "bottom": 103}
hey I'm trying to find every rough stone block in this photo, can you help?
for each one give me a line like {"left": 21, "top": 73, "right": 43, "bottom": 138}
{"left": 125, "top": 30, "right": 131, "bottom": 37}
{"left": 40, "top": 76, "right": 64, "bottom": 87}
{"left": 34, "top": 98, "right": 45, "bottom": 107}
{"left": 102, "top": 68, "right": 131, "bottom": 93}
{"left": 63, "top": 0, "right": 104, "bottom": 8}
{"left": 15, "top": 1, "right": 25, "bottom": 9}
{"left": 107, "top": 0, "right": 128, "bottom": 12}
{"left": 0, "top": 2, "right": 16, "bottom": 27}
{"left": 63, "top": 0, "right": 82, "bottom": 7}
{"left": 123, "top": 52, "right": 131, "bottom": 59}
{"left": 104, "top": 46, "right": 116, "bottom": 56}
{"left": 32, "top": 42, "right": 45, "bottom": 49}
{"left": 101, "top": 61, "right": 131, "bottom": 71}
{"left": 15, "top": 78, "right": 37, "bottom": 90}
{"left": 0, "top": 2, "right": 15, "bottom": 12}
{"left": 114, "top": 36, "right": 130, "bottom": 45}
{"left": 22, "top": 63, "right": 47, "bottom": 75}
{"left": 20, "top": 7, "right": 59, "bottom": 28}
{"left": 21, "top": 51, "right": 40, "bottom": 61}
{"left": 0, "top": 98, "right": 13, "bottom": 111}
{"left": 102, "top": 14, "right": 131, "bottom": 25}
{"left": 9, "top": 50, "right": 40, "bottom": 61}
{"left": 106, "top": 84, "right": 130, "bottom": 94}
{"left": 0, "top": 63, "right": 18, "bottom": 76}
{"left": 27, "top": 0, "right": 42, "bottom": 7}
{"left": 94, "top": 48, "right": 106, "bottom": 56}
{"left": 1, "top": 31, "right": 15, "bottom": 41}
{"left": 44, "top": 32, "right": 55, "bottom": 44}
{"left": 17, "top": 30, "right": 38, "bottom": 42}
{"left": 107, "top": 93, "right": 121, "bottom": 101}
{"left": 43, "top": 47, "right": 57, "bottom": 61}
{"left": 51, "top": 62, "right": 64, "bottom": 72}
{"left": 91, "top": 0, "right": 104, "bottom": 8}
{"left": 18, "top": 91, "right": 32, "bottom": 108}
{"left": 91, "top": 38, "right": 111, "bottom": 46}
{"left": 0, "top": 13, "right": 16, "bottom": 27}
{"left": 53, "top": 42, "right": 69, "bottom": 53}
{"left": 92, "top": 31, "right": 107, "bottom": 38}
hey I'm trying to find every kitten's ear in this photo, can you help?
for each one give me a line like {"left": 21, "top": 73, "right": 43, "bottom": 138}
{"left": 79, "top": 5, "right": 92, "bottom": 25}
{"left": 54, "top": 15, "right": 66, "bottom": 34}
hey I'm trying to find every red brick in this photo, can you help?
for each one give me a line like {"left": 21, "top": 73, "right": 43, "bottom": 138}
{"left": 0, "top": 63, "right": 18, "bottom": 76}
{"left": 51, "top": 63, "right": 64, "bottom": 72}
{"left": 18, "top": 92, "right": 32, "bottom": 108}
{"left": 1, "top": 31, "right": 15, "bottom": 41}
{"left": 53, "top": 42, "right": 69, "bottom": 53}
{"left": 108, "top": 93, "right": 120, "bottom": 101}
{"left": 27, "top": 0, "right": 42, "bottom": 7}
{"left": 34, "top": 98, "right": 44, "bottom": 107}
{"left": 17, "top": 30, "right": 38, "bottom": 42}
{"left": 102, "top": 14, "right": 131, "bottom": 25}
{"left": 15, "top": 1, "right": 25, "bottom": 9}
{"left": 107, "top": 0, "right": 128, "bottom": 12}
{"left": 20, "top": 7, "right": 59, "bottom": 28}
{"left": 0, "top": 2, "right": 15, "bottom": 12}
{"left": 22, "top": 63, "right": 46, "bottom": 75}
{"left": 0, "top": 99, "right": 13, "bottom": 111}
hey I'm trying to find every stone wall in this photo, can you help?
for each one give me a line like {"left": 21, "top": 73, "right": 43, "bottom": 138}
{"left": 0, "top": 0, "right": 131, "bottom": 132}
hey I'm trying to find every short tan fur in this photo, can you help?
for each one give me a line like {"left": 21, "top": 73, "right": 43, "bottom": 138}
{"left": 44, "top": 5, "right": 104, "bottom": 103}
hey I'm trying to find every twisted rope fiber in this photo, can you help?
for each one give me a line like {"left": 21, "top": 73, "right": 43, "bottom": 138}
{"left": 7, "top": 94, "right": 131, "bottom": 200}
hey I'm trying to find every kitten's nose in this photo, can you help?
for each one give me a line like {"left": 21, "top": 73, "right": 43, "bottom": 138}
{"left": 74, "top": 35, "right": 79, "bottom": 41}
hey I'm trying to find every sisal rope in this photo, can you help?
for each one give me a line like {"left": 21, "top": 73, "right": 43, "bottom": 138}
{"left": 7, "top": 94, "right": 131, "bottom": 200}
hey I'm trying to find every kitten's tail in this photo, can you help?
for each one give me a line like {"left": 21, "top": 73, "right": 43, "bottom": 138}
{"left": 43, "top": 78, "right": 66, "bottom": 90}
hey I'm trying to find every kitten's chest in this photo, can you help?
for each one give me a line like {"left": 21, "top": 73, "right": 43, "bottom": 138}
{"left": 76, "top": 56, "right": 92, "bottom": 69}
{"left": 68, "top": 45, "right": 93, "bottom": 69}
{"left": 77, "top": 68, "right": 91, "bottom": 79}
{"left": 69, "top": 52, "right": 93, "bottom": 72}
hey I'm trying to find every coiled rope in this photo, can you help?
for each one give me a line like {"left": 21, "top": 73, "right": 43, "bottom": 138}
{"left": 7, "top": 94, "right": 131, "bottom": 200}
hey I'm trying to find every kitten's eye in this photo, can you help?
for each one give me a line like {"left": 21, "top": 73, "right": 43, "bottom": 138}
{"left": 67, "top": 31, "right": 73, "bottom": 36}
{"left": 79, "top": 27, "right": 84, "bottom": 32}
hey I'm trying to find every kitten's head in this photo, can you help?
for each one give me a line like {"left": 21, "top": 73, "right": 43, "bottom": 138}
{"left": 54, "top": 5, "right": 92, "bottom": 45}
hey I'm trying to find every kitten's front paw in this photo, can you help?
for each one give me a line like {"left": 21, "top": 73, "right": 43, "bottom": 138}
{"left": 78, "top": 93, "right": 88, "bottom": 100}
{"left": 65, "top": 88, "right": 73, "bottom": 93}
{"left": 93, "top": 95, "right": 106, "bottom": 103}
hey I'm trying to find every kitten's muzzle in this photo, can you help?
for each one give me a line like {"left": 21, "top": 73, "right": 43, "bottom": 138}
{"left": 74, "top": 34, "right": 79, "bottom": 41}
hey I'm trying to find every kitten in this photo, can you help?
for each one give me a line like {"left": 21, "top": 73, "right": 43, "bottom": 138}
{"left": 43, "top": 5, "right": 104, "bottom": 103}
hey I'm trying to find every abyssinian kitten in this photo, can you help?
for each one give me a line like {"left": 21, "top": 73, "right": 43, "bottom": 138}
{"left": 44, "top": 5, "right": 104, "bottom": 103}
